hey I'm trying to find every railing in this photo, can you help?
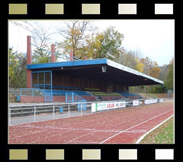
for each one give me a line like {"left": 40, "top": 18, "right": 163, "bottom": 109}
{"left": 9, "top": 97, "right": 171, "bottom": 126}
{"left": 9, "top": 102, "right": 92, "bottom": 126}
{"left": 20, "top": 88, "right": 45, "bottom": 96}
{"left": 65, "top": 92, "right": 86, "bottom": 103}
{"left": 44, "top": 92, "right": 53, "bottom": 102}
{"left": 65, "top": 92, "right": 87, "bottom": 111}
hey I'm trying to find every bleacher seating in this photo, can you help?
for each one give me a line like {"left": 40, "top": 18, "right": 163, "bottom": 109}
{"left": 101, "top": 96, "right": 123, "bottom": 101}
{"left": 32, "top": 84, "right": 142, "bottom": 101}
{"left": 82, "top": 96, "right": 96, "bottom": 101}
{"left": 90, "top": 92, "right": 106, "bottom": 96}
{"left": 91, "top": 91, "right": 122, "bottom": 97}
{"left": 33, "top": 84, "right": 81, "bottom": 90}
{"left": 84, "top": 88, "right": 100, "bottom": 91}
{"left": 74, "top": 91, "right": 91, "bottom": 96}
{"left": 118, "top": 92, "right": 142, "bottom": 99}
{"left": 41, "top": 89, "right": 91, "bottom": 96}
{"left": 89, "top": 91, "right": 124, "bottom": 101}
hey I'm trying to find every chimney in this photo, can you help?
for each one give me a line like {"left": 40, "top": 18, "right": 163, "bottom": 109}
{"left": 27, "top": 36, "right": 32, "bottom": 88}
{"left": 27, "top": 36, "right": 32, "bottom": 64}
{"left": 51, "top": 44, "right": 56, "bottom": 62}
{"left": 70, "top": 50, "right": 73, "bottom": 61}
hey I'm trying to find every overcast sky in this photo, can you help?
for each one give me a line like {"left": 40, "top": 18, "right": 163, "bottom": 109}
{"left": 9, "top": 20, "right": 174, "bottom": 66}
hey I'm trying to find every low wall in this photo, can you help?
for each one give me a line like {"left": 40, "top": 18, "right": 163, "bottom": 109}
{"left": 53, "top": 96, "right": 65, "bottom": 102}
{"left": 20, "top": 96, "right": 44, "bottom": 103}
{"left": 20, "top": 96, "right": 66, "bottom": 103}
{"left": 82, "top": 96, "right": 96, "bottom": 101}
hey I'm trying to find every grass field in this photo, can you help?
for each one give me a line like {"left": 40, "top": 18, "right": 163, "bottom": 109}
{"left": 140, "top": 117, "right": 174, "bottom": 144}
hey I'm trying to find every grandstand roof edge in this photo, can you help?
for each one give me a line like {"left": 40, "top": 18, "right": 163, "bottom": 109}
{"left": 27, "top": 58, "right": 108, "bottom": 69}
{"left": 106, "top": 59, "right": 164, "bottom": 85}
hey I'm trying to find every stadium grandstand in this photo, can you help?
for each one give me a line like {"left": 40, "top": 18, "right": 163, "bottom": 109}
{"left": 16, "top": 36, "right": 164, "bottom": 103}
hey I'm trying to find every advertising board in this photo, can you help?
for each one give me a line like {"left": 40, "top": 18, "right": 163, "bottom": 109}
{"left": 133, "top": 100, "right": 139, "bottom": 106}
{"left": 92, "top": 101, "right": 126, "bottom": 112}
{"left": 144, "top": 99, "right": 158, "bottom": 105}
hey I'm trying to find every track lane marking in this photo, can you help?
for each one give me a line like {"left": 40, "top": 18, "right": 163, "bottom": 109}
{"left": 9, "top": 103, "right": 173, "bottom": 144}
{"left": 100, "top": 109, "right": 173, "bottom": 144}
{"left": 135, "top": 115, "right": 174, "bottom": 144}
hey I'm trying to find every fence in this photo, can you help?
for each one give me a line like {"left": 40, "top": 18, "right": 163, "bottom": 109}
{"left": 44, "top": 92, "right": 53, "bottom": 102}
{"left": 9, "top": 102, "right": 92, "bottom": 126}
{"left": 8, "top": 98, "right": 169, "bottom": 126}
{"left": 66, "top": 92, "right": 86, "bottom": 102}
{"left": 20, "top": 88, "right": 45, "bottom": 96}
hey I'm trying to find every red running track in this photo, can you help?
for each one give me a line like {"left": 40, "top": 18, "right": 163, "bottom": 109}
{"left": 9, "top": 102, "right": 173, "bottom": 144}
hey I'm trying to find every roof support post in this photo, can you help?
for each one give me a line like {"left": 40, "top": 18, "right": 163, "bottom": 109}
{"left": 145, "top": 85, "right": 147, "bottom": 99}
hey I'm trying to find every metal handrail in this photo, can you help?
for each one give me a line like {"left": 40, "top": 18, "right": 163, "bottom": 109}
{"left": 20, "top": 88, "right": 45, "bottom": 96}
{"left": 74, "top": 92, "right": 86, "bottom": 102}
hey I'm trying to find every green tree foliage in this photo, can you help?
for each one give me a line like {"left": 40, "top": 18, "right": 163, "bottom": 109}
{"left": 57, "top": 24, "right": 124, "bottom": 61}
{"left": 148, "top": 64, "right": 169, "bottom": 93}
{"left": 9, "top": 48, "right": 27, "bottom": 88}
{"left": 140, "top": 57, "right": 161, "bottom": 78}
{"left": 158, "top": 64, "right": 169, "bottom": 81}
{"left": 87, "top": 26, "right": 124, "bottom": 60}
{"left": 116, "top": 48, "right": 143, "bottom": 72}
{"left": 164, "top": 58, "right": 174, "bottom": 90}
{"left": 32, "top": 49, "right": 50, "bottom": 64}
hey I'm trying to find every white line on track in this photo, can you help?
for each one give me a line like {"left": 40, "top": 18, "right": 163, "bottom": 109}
{"left": 135, "top": 115, "right": 174, "bottom": 144}
{"left": 15, "top": 124, "right": 121, "bottom": 133}
{"left": 29, "top": 130, "right": 72, "bottom": 144}
{"left": 100, "top": 109, "right": 173, "bottom": 144}
{"left": 63, "top": 131, "right": 99, "bottom": 144}
{"left": 9, "top": 129, "right": 49, "bottom": 140}
{"left": 9, "top": 105, "right": 173, "bottom": 144}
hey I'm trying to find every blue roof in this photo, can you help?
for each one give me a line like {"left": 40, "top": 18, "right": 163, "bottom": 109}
{"left": 27, "top": 59, "right": 108, "bottom": 69}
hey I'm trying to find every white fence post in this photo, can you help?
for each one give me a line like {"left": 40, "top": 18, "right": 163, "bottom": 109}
{"left": 53, "top": 104, "right": 55, "bottom": 119}
{"left": 68, "top": 104, "right": 70, "bottom": 117}
{"left": 81, "top": 102, "right": 83, "bottom": 116}
{"left": 34, "top": 105, "right": 36, "bottom": 122}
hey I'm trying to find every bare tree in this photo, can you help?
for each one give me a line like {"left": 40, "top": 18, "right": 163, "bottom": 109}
{"left": 23, "top": 21, "right": 59, "bottom": 63}
{"left": 57, "top": 20, "right": 97, "bottom": 58}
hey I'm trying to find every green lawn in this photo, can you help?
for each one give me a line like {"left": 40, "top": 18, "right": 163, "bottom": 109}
{"left": 140, "top": 117, "right": 174, "bottom": 144}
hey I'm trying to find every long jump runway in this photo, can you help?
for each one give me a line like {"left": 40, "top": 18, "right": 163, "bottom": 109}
{"left": 9, "top": 102, "right": 173, "bottom": 144}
